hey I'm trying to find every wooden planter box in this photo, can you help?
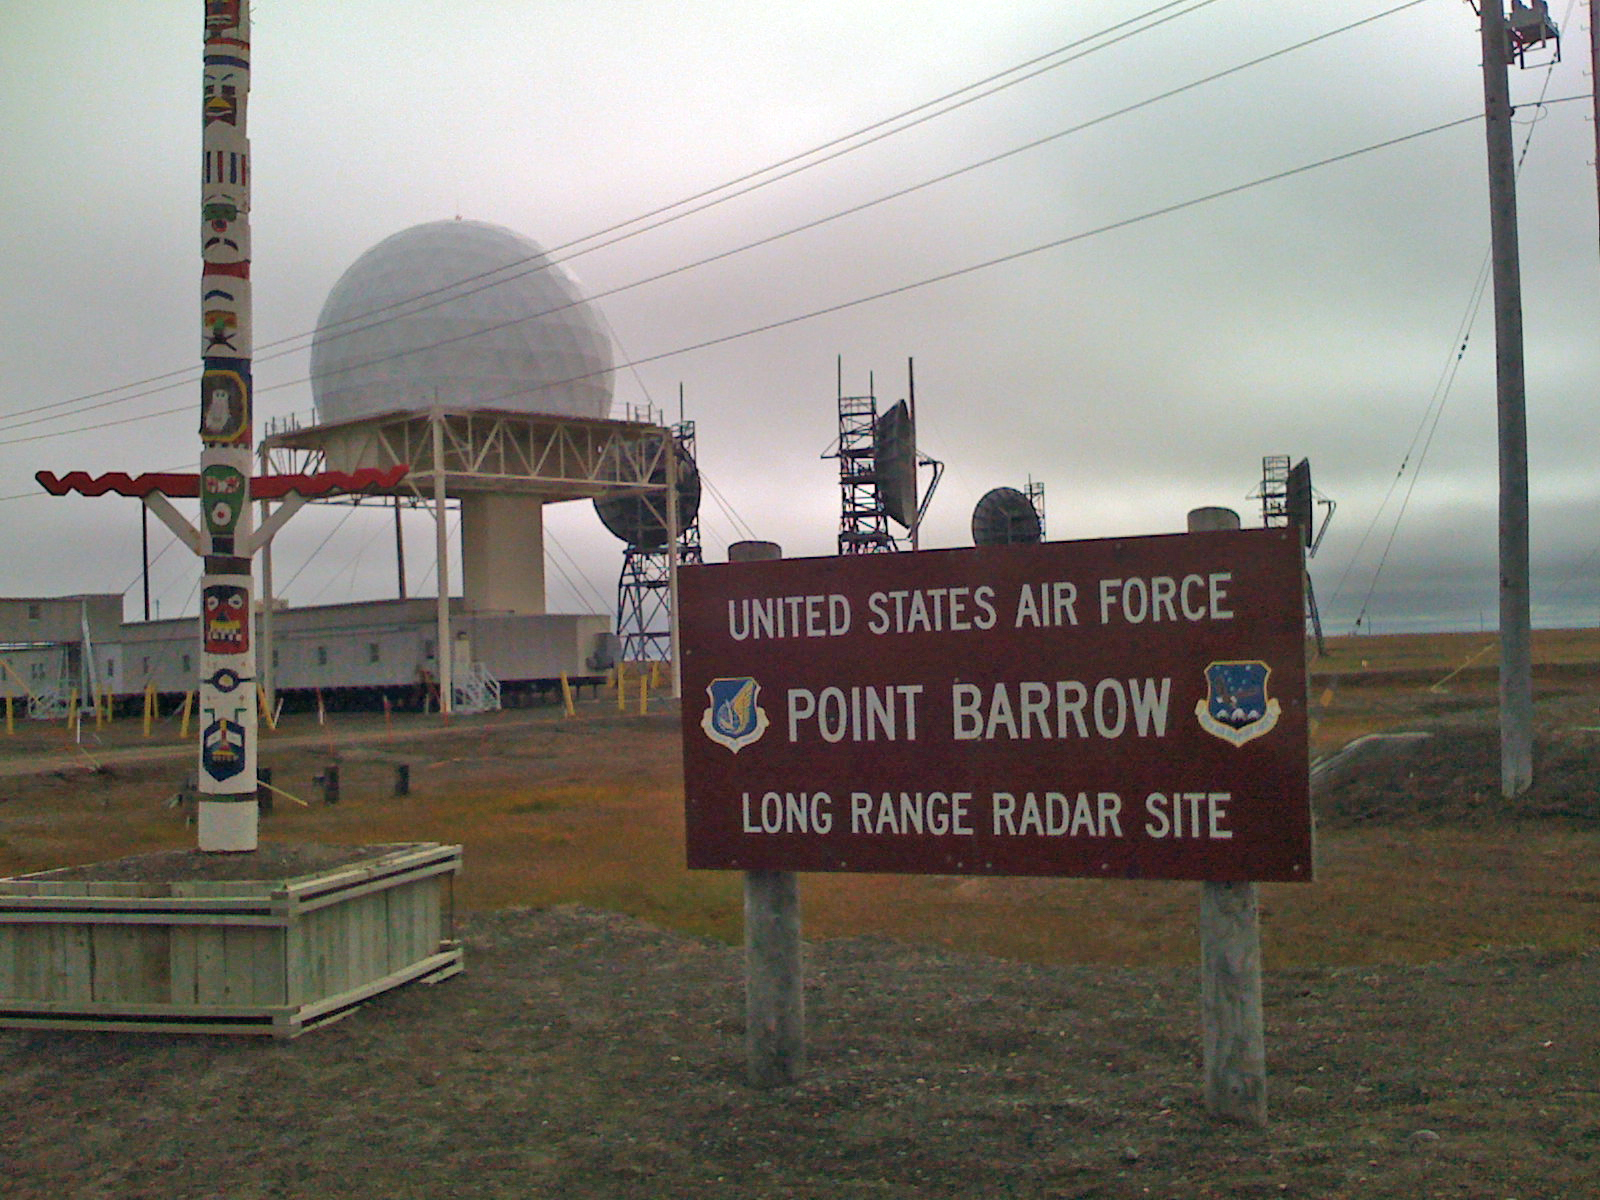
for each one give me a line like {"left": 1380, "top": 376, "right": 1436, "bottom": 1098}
{"left": 0, "top": 842, "right": 462, "bottom": 1038}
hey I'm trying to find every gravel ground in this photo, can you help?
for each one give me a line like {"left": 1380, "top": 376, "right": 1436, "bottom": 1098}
{"left": 2, "top": 903, "right": 1596, "bottom": 1199}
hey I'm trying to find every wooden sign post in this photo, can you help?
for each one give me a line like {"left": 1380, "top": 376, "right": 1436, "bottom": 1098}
{"left": 1188, "top": 506, "right": 1268, "bottom": 1127}
{"left": 727, "top": 540, "right": 804, "bottom": 1088}
{"left": 680, "top": 526, "right": 1310, "bottom": 1111}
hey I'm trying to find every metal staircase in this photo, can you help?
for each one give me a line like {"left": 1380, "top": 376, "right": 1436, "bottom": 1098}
{"left": 451, "top": 661, "right": 502, "bottom": 715}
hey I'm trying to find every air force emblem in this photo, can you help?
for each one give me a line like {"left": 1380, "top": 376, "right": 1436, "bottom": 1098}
{"left": 701, "top": 677, "right": 770, "bottom": 753}
{"left": 1195, "top": 660, "right": 1282, "bottom": 746}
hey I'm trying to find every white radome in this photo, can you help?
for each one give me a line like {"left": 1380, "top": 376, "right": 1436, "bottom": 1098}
{"left": 310, "top": 219, "right": 615, "bottom": 423}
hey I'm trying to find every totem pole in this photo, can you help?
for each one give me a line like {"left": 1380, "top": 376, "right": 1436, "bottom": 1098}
{"left": 34, "top": 1, "right": 410, "bottom": 853}
{"left": 197, "top": 0, "right": 258, "bottom": 851}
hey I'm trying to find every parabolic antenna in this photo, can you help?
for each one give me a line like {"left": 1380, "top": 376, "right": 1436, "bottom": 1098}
{"left": 971, "top": 486, "right": 1043, "bottom": 547}
{"left": 594, "top": 440, "right": 701, "bottom": 550}
{"left": 873, "top": 400, "right": 918, "bottom": 529}
{"left": 1286, "top": 458, "right": 1313, "bottom": 548}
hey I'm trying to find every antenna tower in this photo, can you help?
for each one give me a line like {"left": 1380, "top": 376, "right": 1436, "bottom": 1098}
{"left": 1258, "top": 455, "right": 1291, "bottom": 529}
{"left": 615, "top": 421, "right": 702, "bottom": 661}
{"left": 829, "top": 371, "right": 899, "bottom": 554}
{"left": 1257, "top": 454, "right": 1336, "bottom": 655}
{"left": 1025, "top": 478, "right": 1046, "bottom": 540}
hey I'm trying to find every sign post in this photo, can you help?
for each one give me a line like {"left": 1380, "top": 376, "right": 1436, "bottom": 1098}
{"left": 727, "top": 540, "right": 804, "bottom": 1088}
{"left": 1190, "top": 506, "right": 1268, "bottom": 1126}
{"left": 680, "top": 525, "right": 1311, "bottom": 1109}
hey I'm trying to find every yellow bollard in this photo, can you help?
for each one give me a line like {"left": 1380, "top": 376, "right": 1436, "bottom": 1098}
{"left": 143, "top": 683, "right": 155, "bottom": 738}
{"left": 559, "top": 671, "right": 576, "bottom": 717}
{"left": 638, "top": 673, "right": 648, "bottom": 716}
{"left": 257, "top": 683, "right": 277, "bottom": 732}
{"left": 179, "top": 691, "right": 194, "bottom": 739}
{"left": 66, "top": 689, "right": 80, "bottom": 739}
{"left": 616, "top": 661, "right": 627, "bottom": 713}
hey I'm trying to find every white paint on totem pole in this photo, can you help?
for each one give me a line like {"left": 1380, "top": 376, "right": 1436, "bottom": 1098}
{"left": 196, "top": 796, "right": 257, "bottom": 853}
{"left": 1186, "top": 505, "right": 1268, "bottom": 1127}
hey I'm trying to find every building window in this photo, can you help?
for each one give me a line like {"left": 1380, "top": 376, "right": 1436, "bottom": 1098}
{"left": 368, "top": 643, "right": 381, "bottom": 664}
{"left": 26, "top": 603, "right": 40, "bottom": 622}
{"left": 30, "top": 662, "right": 45, "bottom": 681}
{"left": 316, "top": 646, "right": 328, "bottom": 666}
{"left": 272, "top": 648, "right": 280, "bottom": 669}
{"left": 181, "top": 654, "right": 191, "bottom": 673}
{"left": 142, "top": 657, "right": 150, "bottom": 675}
{"left": 423, "top": 639, "right": 435, "bottom": 660}
{"left": 105, "top": 660, "right": 115, "bottom": 679}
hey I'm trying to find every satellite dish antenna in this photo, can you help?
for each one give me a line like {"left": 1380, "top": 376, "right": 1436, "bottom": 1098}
{"left": 594, "top": 439, "right": 701, "bottom": 550}
{"left": 971, "top": 486, "right": 1043, "bottom": 547}
{"left": 873, "top": 399, "right": 918, "bottom": 529}
{"left": 1286, "top": 458, "right": 1313, "bottom": 548}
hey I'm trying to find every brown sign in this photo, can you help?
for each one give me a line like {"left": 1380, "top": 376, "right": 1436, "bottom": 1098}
{"left": 680, "top": 528, "right": 1312, "bottom": 882}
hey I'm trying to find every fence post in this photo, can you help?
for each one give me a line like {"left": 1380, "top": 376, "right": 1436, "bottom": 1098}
{"left": 316, "top": 764, "right": 340, "bottom": 806}
{"left": 1188, "top": 505, "right": 1268, "bottom": 1127}
{"left": 729, "top": 539, "right": 804, "bottom": 1087}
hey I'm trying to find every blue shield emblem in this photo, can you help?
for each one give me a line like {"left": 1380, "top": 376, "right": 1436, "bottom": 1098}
{"left": 1194, "top": 660, "right": 1281, "bottom": 746}
{"left": 701, "top": 677, "right": 770, "bottom": 753}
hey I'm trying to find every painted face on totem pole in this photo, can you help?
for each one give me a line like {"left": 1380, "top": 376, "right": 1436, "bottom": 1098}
{"left": 201, "top": 197, "right": 249, "bottom": 266}
{"left": 203, "top": 584, "right": 249, "bottom": 654}
{"left": 201, "top": 463, "right": 246, "bottom": 542}
{"left": 203, "top": 67, "right": 242, "bottom": 126}
{"left": 205, "top": 0, "right": 243, "bottom": 34}
{"left": 203, "top": 303, "right": 239, "bottom": 353}
{"left": 201, "top": 714, "right": 246, "bottom": 782}
{"left": 200, "top": 368, "right": 248, "bottom": 443}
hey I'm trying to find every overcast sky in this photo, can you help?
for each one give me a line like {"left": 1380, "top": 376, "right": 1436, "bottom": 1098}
{"left": 3, "top": 0, "right": 1596, "bottom": 636}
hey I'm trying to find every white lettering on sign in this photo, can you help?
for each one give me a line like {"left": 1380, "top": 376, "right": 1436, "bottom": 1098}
{"left": 1143, "top": 791, "right": 1233, "bottom": 839}
{"left": 728, "top": 594, "right": 852, "bottom": 640}
{"left": 1012, "top": 581, "right": 1079, "bottom": 628}
{"left": 865, "top": 587, "right": 998, "bottom": 635}
{"left": 1096, "top": 573, "right": 1233, "bottom": 624}
{"left": 786, "top": 684, "right": 924, "bottom": 743}
{"left": 741, "top": 791, "right": 834, "bottom": 834}
{"left": 990, "top": 791, "right": 1124, "bottom": 838}
{"left": 849, "top": 791, "right": 974, "bottom": 836}
{"left": 950, "top": 678, "right": 1171, "bottom": 741}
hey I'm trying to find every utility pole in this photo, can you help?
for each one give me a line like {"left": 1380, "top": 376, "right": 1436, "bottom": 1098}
{"left": 1590, "top": 1, "right": 1600, "bottom": 255}
{"left": 1479, "top": 0, "right": 1548, "bottom": 797}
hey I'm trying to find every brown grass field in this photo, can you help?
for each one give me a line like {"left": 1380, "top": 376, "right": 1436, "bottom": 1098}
{"left": 2, "top": 628, "right": 1598, "bottom": 1198}
{"left": 0, "top": 626, "right": 1596, "bottom": 969}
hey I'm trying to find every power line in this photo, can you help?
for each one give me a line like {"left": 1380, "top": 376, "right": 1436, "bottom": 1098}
{"left": 274, "top": 506, "right": 359, "bottom": 596}
{"left": 6, "top": 4, "right": 1457, "bottom": 449}
{"left": 272, "top": 0, "right": 1228, "bottom": 367}
{"left": 2, "top": 0, "right": 1220, "bottom": 436}
{"left": 273, "top": 2, "right": 1437, "bottom": 408}
{"left": 1331, "top": 10, "right": 1579, "bottom": 632}
{"left": 543, "top": 529, "right": 613, "bottom": 615}
{"left": 0, "top": 109, "right": 1507, "bottom": 459}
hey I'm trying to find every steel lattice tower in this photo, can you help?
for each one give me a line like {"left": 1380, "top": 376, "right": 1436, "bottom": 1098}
{"left": 615, "top": 421, "right": 702, "bottom": 661}
{"left": 831, "top": 391, "right": 898, "bottom": 554}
